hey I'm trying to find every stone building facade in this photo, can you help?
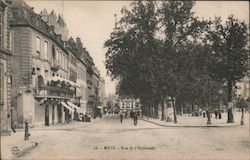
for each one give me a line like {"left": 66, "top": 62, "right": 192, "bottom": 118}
{"left": 2, "top": 0, "right": 106, "bottom": 129}
{"left": 0, "top": 0, "right": 13, "bottom": 136}
{"left": 10, "top": 0, "right": 81, "bottom": 127}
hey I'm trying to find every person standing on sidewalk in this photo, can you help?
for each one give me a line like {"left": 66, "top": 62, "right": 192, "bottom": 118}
{"left": 133, "top": 111, "right": 138, "bottom": 126}
{"left": 120, "top": 111, "right": 123, "bottom": 123}
{"left": 7, "top": 108, "right": 16, "bottom": 133}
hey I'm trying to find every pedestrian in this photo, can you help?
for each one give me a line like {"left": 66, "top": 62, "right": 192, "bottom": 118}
{"left": 7, "top": 108, "right": 16, "bottom": 133}
{"left": 133, "top": 111, "right": 138, "bottom": 126}
{"left": 214, "top": 110, "right": 218, "bottom": 119}
{"left": 202, "top": 110, "right": 206, "bottom": 118}
{"left": 218, "top": 111, "right": 222, "bottom": 119}
{"left": 119, "top": 111, "right": 123, "bottom": 123}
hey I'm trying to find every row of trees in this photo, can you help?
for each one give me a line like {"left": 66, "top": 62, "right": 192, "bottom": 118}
{"left": 104, "top": 1, "right": 249, "bottom": 124}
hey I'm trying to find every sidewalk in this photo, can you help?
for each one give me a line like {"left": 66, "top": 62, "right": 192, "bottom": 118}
{"left": 141, "top": 112, "right": 249, "bottom": 127}
{"left": 1, "top": 117, "right": 103, "bottom": 159}
{"left": 1, "top": 131, "right": 42, "bottom": 160}
{"left": 29, "top": 117, "right": 103, "bottom": 131}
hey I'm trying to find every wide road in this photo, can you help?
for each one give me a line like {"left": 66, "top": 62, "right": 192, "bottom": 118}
{"left": 23, "top": 114, "right": 249, "bottom": 160}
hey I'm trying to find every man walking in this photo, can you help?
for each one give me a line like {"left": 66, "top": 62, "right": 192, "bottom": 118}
{"left": 133, "top": 111, "right": 138, "bottom": 126}
{"left": 120, "top": 111, "right": 123, "bottom": 123}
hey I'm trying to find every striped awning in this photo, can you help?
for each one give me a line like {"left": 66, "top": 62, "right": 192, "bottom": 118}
{"left": 61, "top": 102, "right": 74, "bottom": 112}
{"left": 67, "top": 101, "right": 80, "bottom": 110}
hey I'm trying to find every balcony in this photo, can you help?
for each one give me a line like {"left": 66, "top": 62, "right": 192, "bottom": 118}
{"left": 34, "top": 80, "right": 76, "bottom": 99}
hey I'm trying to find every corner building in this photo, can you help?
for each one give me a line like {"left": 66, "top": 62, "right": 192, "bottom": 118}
{"left": 10, "top": 0, "right": 80, "bottom": 127}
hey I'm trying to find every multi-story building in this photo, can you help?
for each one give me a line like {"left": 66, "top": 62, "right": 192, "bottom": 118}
{"left": 40, "top": 9, "right": 68, "bottom": 41}
{"left": 99, "top": 77, "right": 106, "bottom": 108}
{"left": 85, "top": 51, "right": 94, "bottom": 115}
{"left": 0, "top": 0, "right": 13, "bottom": 136}
{"left": 6, "top": 0, "right": 104, "bottom": 127}
{"left": 66, "top": 37, "right": 88, "bottom": 115}
{"left": 10, "top": 0, "right": 80, "bottom": 127}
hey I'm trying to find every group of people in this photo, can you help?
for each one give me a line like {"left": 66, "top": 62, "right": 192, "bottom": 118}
{"left": 79, "top": 113, "right": 91, "bottom": 122}
{"left": 202, "top": 109, "right": 222, "bottom": 119}
{"left": 119, "top": 110, "right": 140, "bottom": 126}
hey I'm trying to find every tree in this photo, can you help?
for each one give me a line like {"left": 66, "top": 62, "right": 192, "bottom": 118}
{"left": 158, "top": 1, "right": 205, "bottom": 122}
{"left": 207, "top": 16, "right": 249, "bottom": 123}
{"left": 105, "top": 0, "right": 159, "bottom": 109}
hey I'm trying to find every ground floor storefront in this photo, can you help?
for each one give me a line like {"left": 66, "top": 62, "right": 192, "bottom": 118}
{"left": 14, "top": 92, "right": 81, "bottom": 128}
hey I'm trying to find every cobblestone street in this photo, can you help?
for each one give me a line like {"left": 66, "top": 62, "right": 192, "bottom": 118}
{"left": 4, "top": 114, "right": 246, "bottom": 160}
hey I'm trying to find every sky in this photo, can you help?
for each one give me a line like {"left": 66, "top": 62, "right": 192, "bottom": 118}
{"left": 24, "top": 0, "right": 249, "bottom": 96}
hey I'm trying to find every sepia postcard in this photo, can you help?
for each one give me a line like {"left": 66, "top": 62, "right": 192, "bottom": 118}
{"left": 0, "top": 0, "right": 249, "bottom": 160}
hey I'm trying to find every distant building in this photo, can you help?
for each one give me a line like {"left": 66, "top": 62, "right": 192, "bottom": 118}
{"left": 236, "top": 54, "right": 250, "bottom": 100}
{"left": 0, "top": 0, "right": 13, "bottom": 136}
{"left": 99, "top": 77, "right": 106, "bottom": 108}
{"left": 119, "top": 97, "right": 141, "bottom": 112}
{"left": 236, "top": 76, "right": 250, "bottom": 100}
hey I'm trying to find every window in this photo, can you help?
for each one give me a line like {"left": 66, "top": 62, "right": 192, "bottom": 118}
{"left": 56, "top": 49, "right": 59, "bottom": 60}
{"left": 0, "top": 11, "right": 3, "bottom": 47}
{"left": 6, "top": 29, "right": 10, "bottom": 50}
{"left": 0, "top": 63, "right": 4, "bottom": 103}
{"left": 64, "top": 55, "right": 67, "bottom": 69}
{"left": 10, "top": 31, "right": 14, "bottom": 52}
{"left": 36, "top": 36, "right": 41, "bottom": 54}
{"left": 44, "top": 41, "right": 48, "bottom": 60}
{"left": 60, "top": 52, "right": 63, "bottom": 67}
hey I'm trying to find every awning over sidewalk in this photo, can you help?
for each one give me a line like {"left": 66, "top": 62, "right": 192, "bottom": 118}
{"left": 67, "top": 101, "right": 81, "bottom": 112}
{"left": 61, "top": 102, "right": 74, "bottom": 112}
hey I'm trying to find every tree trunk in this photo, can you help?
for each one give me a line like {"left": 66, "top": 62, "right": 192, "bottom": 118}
{"left": 191, "top": 103, "right": 194, "bottom": 116}
{"left": 154, "top": 105, "right": 159, "bottom": 119}
{"left": 161, "top": 95, "right": 165, "bottom": 121}
{"left": 206, "top": 109, "right": 211, "bottom": 124}
{"left": 171, "top": 97, "right": 177, "bottom": 123}
{"left": 227, "top": 79, "right": 235, "bottom": 123}
{"left": 148, "top": 100, "right": 150, "bottom": 120}
{"left": 180, "top": 104, "right": 183, "bottom": 116}
{"left": 241, "top": 107, "right": 244, "bottom": 125}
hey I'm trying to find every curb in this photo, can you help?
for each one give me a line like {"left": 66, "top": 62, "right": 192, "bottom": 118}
{"left": 29, "top": 116, "right": 104, "bottom": 131}
{"left": 140, "top": 118, "right": 241, "bottom": 128}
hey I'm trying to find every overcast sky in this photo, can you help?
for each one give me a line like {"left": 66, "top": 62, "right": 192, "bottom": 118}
{"left": 25, "top": 0, "right": 249, "bottom": 96}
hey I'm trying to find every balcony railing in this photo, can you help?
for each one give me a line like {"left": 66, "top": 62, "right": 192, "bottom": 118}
{"left": 34, "top": 80, "right": 76, "bottom": 99}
